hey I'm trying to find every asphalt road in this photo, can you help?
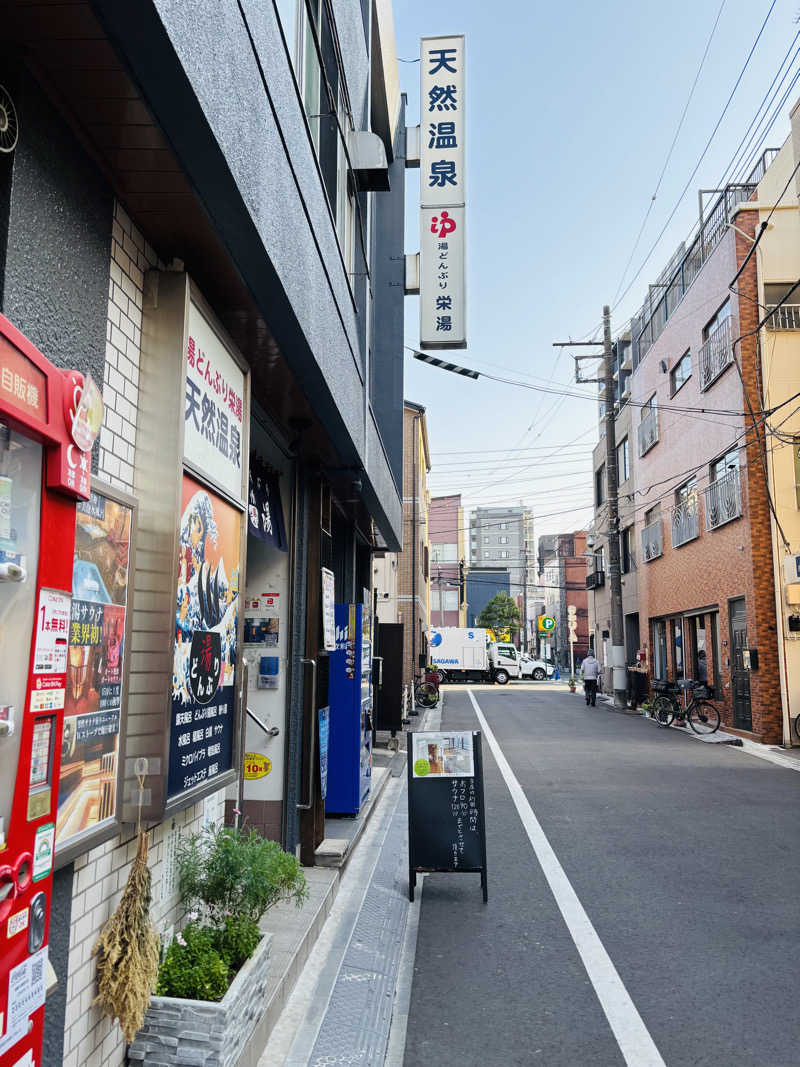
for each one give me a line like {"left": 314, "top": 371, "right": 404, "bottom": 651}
{"left": 403, "top": 684, "right": 800, "bottom": 1067}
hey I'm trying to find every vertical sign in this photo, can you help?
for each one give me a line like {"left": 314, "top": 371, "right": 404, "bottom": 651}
{"left": 420, "top": 35, "right": 466, "bottom": 350}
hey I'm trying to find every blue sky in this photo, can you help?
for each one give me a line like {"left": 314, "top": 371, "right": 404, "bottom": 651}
{"left": 393, "top": 0, "right": 798, "bottom": 537}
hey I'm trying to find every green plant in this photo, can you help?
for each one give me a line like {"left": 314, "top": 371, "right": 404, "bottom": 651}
{"left": 176, "top": 824, "right": 307, "bottom": 925}
{"left": 568, "top": 677, "right": 578, "bottom": 686}
{"left": 217, "top": 915, "right": 261, "bottom": 971}
{"left": 156, "top": 923, "right": 230, "bottom": 1002}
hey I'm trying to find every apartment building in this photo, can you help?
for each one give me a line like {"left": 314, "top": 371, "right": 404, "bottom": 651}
{"left": 589, "top": 331, "right": 641, "bottom": 690}
{"left": 430, "top": 493, "right": 466, "bottom": 627}
{"left": 629, "top": 148, "right": 783, "bottom": 742}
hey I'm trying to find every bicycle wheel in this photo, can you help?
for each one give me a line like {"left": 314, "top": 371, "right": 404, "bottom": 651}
{"left": 415, "top": 682, "right": 439, "bottom": 708}
{"left": 794, "top": 713, "right": 800, "bottom": 742}
{"left": 688, "top": 700, "right": 720, "bottom": 735}
{"left": 653, "top": 695, "right": 675, "bottom": 727}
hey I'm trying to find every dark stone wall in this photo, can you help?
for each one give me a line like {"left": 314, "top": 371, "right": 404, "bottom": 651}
{"left": 41, "top": 863, "right": 74, "bottom": 1066}
{"left": 0, "top": 67, "right": 112, "bottom": 420}
{"left": 370, "top": 103, "right": 406, "bottom": 495}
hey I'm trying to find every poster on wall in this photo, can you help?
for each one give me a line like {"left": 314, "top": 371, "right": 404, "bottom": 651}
{"left": 169, "top": 474, "right": 242, "bottom": 798}
{"left": 57, "top": 488, "right": 133, "bottom": 847}
{"left": 322, "top": 567, "right": 335, "bottom": 652}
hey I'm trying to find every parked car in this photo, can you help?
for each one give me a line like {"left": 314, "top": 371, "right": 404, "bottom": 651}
{"left": 520, "top": 655, "right": 555, "bottom": 681}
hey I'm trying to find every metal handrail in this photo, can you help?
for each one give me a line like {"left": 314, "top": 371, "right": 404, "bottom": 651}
{"left": 296, "top": 658, "right": 317, "bottom": 811}
{"left": 765, "top": 304, "right": 800, "bottom": 330}
{"left": 246, "top": 707, "right": 280, "bottom": 737}
{"left": 641, "top": 519, "right": 663, "bottom": 561}
{"left": 638, "top": 409, "right": 659, "bottom": 456}
{"left": 703, "top": 469, "right": 742, "bottom": 530}
{"left": 671, "top": 495, "right": 699, "bottom": 547}
{"left": 699, "top": 316, "right": 734, "bottom": 390}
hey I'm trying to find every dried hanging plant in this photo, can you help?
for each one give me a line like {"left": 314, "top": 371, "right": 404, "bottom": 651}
{"left": 92, "top": 775, "right": 160, "bottom": 1042}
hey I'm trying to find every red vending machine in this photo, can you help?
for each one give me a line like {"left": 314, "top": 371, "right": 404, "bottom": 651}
{"left": 0, "top": 313, "right": 102, "bottom": 1067}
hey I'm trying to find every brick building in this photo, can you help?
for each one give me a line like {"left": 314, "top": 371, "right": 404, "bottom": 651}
{"left": 628, "top": 150, "right": 783, "bottom": 742}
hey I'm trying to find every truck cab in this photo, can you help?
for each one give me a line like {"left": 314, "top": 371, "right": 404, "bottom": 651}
{"left": 487, "top": 642, "right": 521, "bottom": 684}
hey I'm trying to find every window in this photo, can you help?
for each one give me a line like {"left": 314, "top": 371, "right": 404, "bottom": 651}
{"left": 499, "top": 536, "right": 509, "bottom": 544}
{"left": 675, "top": 476, "right": 697, "bottom": 506}
{"left": 275, "top": 0, "right": 300, "bottom": 69}
{"left": 500, "top": 522, "right": 508, "bottom": 530}
{"left": 703, "top": 300, "right": 731, "bottom": 341}
{"left": 595, "top": 464, "right": 605, "bottom": 507}
{"left": 498, "top": 551, "right": 509, "bottom": 559}
{"left": 617, "top": 437, "right": 630, "bottom": 483}
{"left": 431, "top": 589, "right": 459, "bottom": 612}
{"left": 642, "top": 393, "right": 657, "bottom": 418}
{"left": 595, "top": 545, "right": 605, "bottom": 572}
{"left": 483, "top": 537, "right": 490, "bottom": 544}
{"left": 621, "top": 526, "right": 634, "bottom": 573}
{"left": 644, "top": 504, "right": 660, "bottom": 525}
{"left": 670, "top": 350, "right": 691, "bottom": 395}
{"left": 301, "top": 0, "right": 356, "bottom": 276}
{"left": 431, "top": 542, "right": 458, "bottom": 563}
{"left": 710, "top": 448, "right": 739, "bottom": 483}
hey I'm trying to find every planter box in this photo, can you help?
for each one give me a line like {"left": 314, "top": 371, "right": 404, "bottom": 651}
{"left": 127, "top": 932, "right": 273, "bottom": 1067}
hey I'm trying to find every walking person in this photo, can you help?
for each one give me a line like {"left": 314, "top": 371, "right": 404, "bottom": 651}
{"left": 581, "top": 651, "right": 600, "bottom": 707}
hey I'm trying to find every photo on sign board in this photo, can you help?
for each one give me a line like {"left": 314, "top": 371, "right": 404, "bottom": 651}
{"left": 57, "top": 491, "right": 133, "bottom": 848}
{"left": 72, "top": 491, "right": 131, "bottom": 606}
{"left": 412, "top": 731, "right": 474, "bottom": 778}
{"left": 169, "top": 474, "right": 241, "bottom": 797}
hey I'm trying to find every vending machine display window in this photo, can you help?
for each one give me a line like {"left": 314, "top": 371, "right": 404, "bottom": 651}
{"left": 0, "top": 425, "right": 43, "bottom": 838}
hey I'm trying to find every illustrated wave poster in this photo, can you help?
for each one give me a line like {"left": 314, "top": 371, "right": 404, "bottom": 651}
{"left": 169, "top": 473, "right": 241, "bottom": 797}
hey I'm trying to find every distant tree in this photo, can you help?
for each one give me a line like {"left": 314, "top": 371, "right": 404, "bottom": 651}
{"left": 476, "top": 592, "right": 521, "bottom": 637}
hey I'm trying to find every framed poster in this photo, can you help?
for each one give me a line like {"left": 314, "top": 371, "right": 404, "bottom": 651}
{"left": 56, "top": 483, "right": 135, "bottom": 856}
{"left": 168, "top": 474, "right": 242, "bottom": 798}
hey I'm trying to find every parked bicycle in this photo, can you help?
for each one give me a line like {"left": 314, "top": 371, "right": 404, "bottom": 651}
{"left": 414, "top": 668, "right": 441, "bottom": 709}
{"left": 652, "top": 679, "right": 720, "bottom": 735}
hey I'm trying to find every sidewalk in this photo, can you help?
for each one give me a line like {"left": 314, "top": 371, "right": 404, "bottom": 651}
{"left": 257, "top": 703, "right": 438, "bottom": 1066}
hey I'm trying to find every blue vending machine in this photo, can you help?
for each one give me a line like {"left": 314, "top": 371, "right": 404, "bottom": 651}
{"left": 326, "top": 602, "right": 373, "bottom": 815}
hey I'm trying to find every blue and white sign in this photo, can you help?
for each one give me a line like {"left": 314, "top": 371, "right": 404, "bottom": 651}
{"left": 318, "top": 706, "right": 330, "bottom": 800}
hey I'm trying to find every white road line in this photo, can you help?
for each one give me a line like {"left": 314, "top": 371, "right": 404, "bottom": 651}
{"left": 467, "top": 689, "right": 666, "bottom": 1067}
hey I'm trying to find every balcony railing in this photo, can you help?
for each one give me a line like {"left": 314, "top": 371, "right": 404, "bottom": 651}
{"left": 671, "top": 495, "right": 699, "bottom": 548}
{"left": 638, "top": 409, "right": 659, "bottom": 456}
{"left": 699, "top": 316, "right": 734, "bottom": 390}
{"left": 765, "top": 304, "right": 800, "bottom": 330}
{"left": 641, "top": 520, "right": 663, "bottom": 562}
{"left": 704, "top": 470, "right": 742, "bottom": 530}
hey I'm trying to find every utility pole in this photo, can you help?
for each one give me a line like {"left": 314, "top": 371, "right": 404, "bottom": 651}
{"left": 601, "top": 306, "right": 627, "bottom": 709}
{"left": 552, "top": 305, "right": 626, "bottom": 709}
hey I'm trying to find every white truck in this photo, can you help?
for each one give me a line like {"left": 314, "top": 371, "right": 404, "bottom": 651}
{"left": 429, "top": 627, "right": 521, "bottom": 685}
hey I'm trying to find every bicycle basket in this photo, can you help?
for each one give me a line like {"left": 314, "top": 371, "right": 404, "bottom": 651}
{"left": 652, "top": 678, "right": 678, "bottom": 694}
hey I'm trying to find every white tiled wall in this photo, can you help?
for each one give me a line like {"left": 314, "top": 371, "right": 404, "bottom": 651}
{"left": 60, "top": 202, "right": 228, "bottom": 1067}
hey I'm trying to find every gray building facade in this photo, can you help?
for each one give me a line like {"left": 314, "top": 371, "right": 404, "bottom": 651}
{"left": 1, "top": 2, "right": 407, "bottom": 1064}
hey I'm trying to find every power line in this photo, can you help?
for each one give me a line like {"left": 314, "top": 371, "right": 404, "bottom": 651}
{"left": 610, "top": 0, "right": 779, "bottom": 317}
{"left": 611, "top": 0, "right": 729, "bottom": 306}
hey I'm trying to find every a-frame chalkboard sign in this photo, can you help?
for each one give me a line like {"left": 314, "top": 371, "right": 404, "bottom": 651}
{"left": 407, "top": 730, "right": 488, "bottom": 902}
